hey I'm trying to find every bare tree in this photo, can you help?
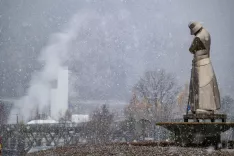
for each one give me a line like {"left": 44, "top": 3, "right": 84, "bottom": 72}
{"left": 134, "top": 69, "right": 179, "bottom": 122}
{"left": 28, "top": 104, "right": 40, "bottom": 121}
{"left": 59, "top": 109, "right": 72, "bottom": 123}
{"left": 0, "top": 101, "right": 13, "bottom": 125}
{"left": 86, "top": 104, "right": 114, "bottom": 144}
{"left": 173, "top": 83, "right": 189, "bottom": 118}
{"left": 122, "top": 69, "right": 178, "bottom": 141}
{"left": 125, "top": 92, "right": 152, "bottom": 121}
{"left": 221, "top": 95, "right": 234, "bottom": 117}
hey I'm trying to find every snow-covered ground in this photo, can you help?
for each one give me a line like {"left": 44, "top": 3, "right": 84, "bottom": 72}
{"left": 27, "top": 120, "right": 58, "bottom": 124}
{"left": 27, "top": 117, "right": 58, "bottom": 124}
{"left": 27, "top": 144, "right": 234, "bottom": 156}
{"left": 27, "top": 146, "right": 54, "bottom": 154}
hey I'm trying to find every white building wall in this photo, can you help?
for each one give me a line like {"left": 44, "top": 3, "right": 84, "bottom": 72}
{"left": 51, "top": 66, "right": 68, "bottom": 120}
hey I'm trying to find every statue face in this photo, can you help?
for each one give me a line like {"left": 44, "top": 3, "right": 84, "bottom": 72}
{"left": 190, "top": 29, "right": 193, "bottom": 35}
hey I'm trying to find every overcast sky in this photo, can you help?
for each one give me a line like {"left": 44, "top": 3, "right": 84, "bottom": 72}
{"left": 0, "top": 0, "right": 234, "bottom": 100}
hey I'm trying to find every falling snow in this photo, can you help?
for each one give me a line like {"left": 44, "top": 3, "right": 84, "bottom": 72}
{"left": 0, "top": 0, "right": 234, "bottom": 155}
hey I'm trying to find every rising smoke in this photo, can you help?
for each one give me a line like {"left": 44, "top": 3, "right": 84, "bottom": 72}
{"left": 12, "top": 12, "right": 97, "bottom": 122}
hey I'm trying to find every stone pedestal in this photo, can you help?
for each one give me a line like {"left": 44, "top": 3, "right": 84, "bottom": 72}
{"left": 183, "top": 113, "right": 227, "bottom": 122}
{"left": 157, "top": 119, "right": 234, "bottom": 148}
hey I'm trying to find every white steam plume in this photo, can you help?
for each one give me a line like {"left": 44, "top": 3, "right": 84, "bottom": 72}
{"left": 12, "top": 12, "right": 95, "bottom": 122}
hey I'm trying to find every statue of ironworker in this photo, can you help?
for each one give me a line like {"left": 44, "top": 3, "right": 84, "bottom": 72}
{"left": 187, "top": 21, "right": 220, "bottom": 114}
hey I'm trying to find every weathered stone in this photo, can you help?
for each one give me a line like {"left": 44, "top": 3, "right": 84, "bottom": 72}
{"left": 188, "top": 21, "right": 220, "bottom": 113}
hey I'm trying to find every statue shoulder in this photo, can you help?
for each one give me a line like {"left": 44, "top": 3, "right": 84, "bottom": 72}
{"left": 197, "top": 29, "right": 210, "bottom": 41}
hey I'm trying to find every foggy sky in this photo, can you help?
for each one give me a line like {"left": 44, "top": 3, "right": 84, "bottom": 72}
{"left": 0, "top": 0, "right": 234, "bottom": 100}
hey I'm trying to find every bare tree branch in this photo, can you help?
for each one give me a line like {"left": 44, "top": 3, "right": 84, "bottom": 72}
{"left": 133, "top": 69, "right": 178, "bottom": 121}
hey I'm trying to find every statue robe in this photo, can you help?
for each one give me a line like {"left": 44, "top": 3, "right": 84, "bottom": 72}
{"left": 188, "top": 28, "right": 220, "bottom": 112}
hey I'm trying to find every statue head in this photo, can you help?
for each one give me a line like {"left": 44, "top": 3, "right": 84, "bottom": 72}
{"left": 188, "top": 21, "right": 203, "bottom": 35}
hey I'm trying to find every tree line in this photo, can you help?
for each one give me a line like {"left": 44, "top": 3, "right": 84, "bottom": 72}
{"left": 79, "top": 69, "right": 234, "bottom": 143}
{"left": 2, "top": 68, "right": 234, "bottom": 143}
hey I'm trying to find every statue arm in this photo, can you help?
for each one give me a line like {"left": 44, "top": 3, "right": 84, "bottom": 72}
{"left": 189, "top": 37, "right": 200, "bottom": 53}
{"left": 189, "top": 37, "right": 205, "bottom": 53}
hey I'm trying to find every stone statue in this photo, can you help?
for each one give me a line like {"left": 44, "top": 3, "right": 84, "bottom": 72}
{"left": 188, "top": 21, "right": 220, "bottom": 114}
